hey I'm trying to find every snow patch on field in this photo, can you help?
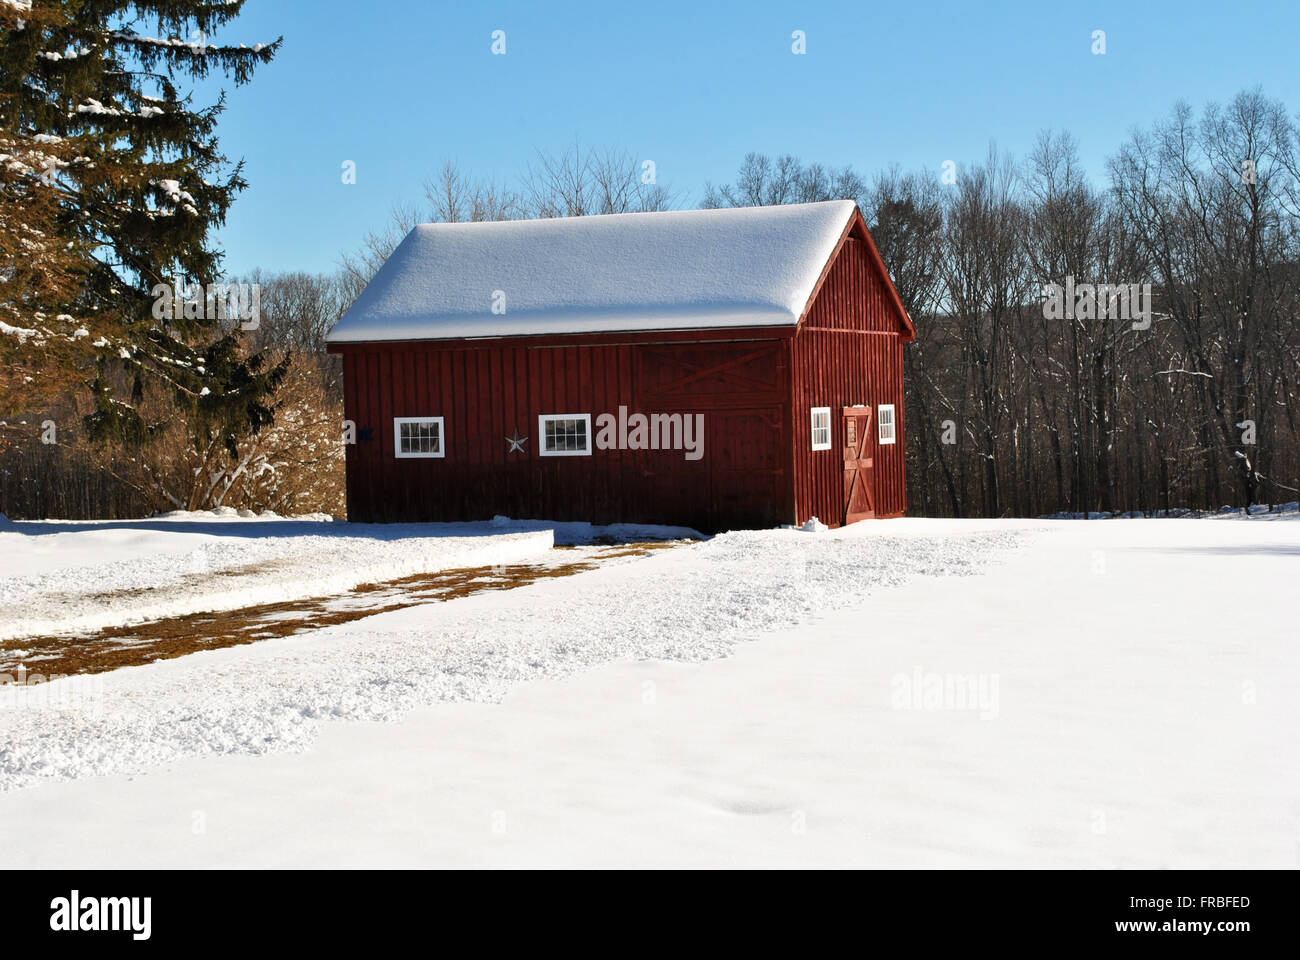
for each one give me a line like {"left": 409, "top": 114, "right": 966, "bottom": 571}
{"left": 0, "top": 524, "right": 1020, "bottom": 791}
{"left": 0, "top": 512, "right": 698, "bottom": 642}
{"left": 0, "top": 518, "right": 556, "bottom": 641}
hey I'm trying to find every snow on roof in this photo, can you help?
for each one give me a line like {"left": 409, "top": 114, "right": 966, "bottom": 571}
{"left": 326, "top": 200, "right": 857, "bottom": 343}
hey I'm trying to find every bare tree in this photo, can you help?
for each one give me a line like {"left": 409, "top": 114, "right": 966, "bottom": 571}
{"left": 940, "top": 147, "right": 1029, "bottom": 516}
{"left": 425, "top": 160, "right": 525, "bottom": 224}
{"left": 523, "top": 143, "right": 675, "bottom": 217}
{"left": 1111, "top": 89, "right": 1299, "bottom": 509}
{"left": 703, "top": 152, "right": 866, "bottom": 209}
{"left": 337, "top": 202, "right": 422, "bottom": 308}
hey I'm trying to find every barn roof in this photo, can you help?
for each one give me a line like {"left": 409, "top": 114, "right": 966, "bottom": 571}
{"left": 326, "top": 200, "right": 882, "bottom": 343}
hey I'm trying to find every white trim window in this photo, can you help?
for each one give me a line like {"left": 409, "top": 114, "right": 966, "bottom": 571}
{"left": 394, "top": 416, "right": 445, "bottom": 458}
{"left": 538, "top": 413, "right": 592, "bottom": 456}
{"left": 810, "top": 407, "right": 832, "bottom": 451}
{"left": 877, "top": 404, "right": 896, "bottom": 445}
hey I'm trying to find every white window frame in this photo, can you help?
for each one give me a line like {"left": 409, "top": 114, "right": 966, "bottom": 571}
{"left": 538, "top": 413, "right": 593, "bottom": 457}
{"left": 877, "top": 404, "right": 896, "bottom": 445}
{"left": 810, "top": 407, "right": 832, "bottom": 451}
{"left": 393, "top": 416, "right": 446, "bottom": 459}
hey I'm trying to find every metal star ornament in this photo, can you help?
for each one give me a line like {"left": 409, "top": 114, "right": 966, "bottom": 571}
{"left": 505, "top": 430, "right": 528, "bottom": 453}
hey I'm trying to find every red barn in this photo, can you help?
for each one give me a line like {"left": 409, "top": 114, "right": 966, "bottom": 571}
{"left": 325, "top": 200, "right": 914, "bottom": 532}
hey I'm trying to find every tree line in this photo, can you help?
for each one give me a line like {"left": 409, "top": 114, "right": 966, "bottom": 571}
{"left": 865, "top": 92, "right": 1300, "bottom": 517}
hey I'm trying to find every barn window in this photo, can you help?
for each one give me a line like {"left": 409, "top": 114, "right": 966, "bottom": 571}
{"left": 539, "top": 414, "right": 592, "bottom": 456}
{"left": 877, "top": 404, "right": 896, "bottom": 445}
{"left": 394, "top": 417, "right": 445, "bottom": 458}
{"left": 810, "top": 407, "right": 832, "bottom": 450}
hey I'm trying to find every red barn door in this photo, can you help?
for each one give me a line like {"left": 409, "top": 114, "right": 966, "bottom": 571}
{"left": 842, "top": 406, "right": 875, "bottom": 524}
{"left": 709, "top": 407, "right": 785, "bottom": 531}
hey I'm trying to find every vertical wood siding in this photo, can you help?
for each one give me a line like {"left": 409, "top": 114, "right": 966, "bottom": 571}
{"left": 790, "top": 233, "right": 908, "bottom": 524}
{"left": 341, "top": 338, "right": 792, "bottom": 532}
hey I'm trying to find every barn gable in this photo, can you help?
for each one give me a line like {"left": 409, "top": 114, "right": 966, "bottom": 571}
{"left": 797, "top": 207, "right": 915, "bottom": 341}
{"left": 790, "top": 210, "right": 913, "bottom": 523}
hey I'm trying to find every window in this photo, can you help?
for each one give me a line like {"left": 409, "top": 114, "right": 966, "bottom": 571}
{"left": 539, "top": 413, "right": 592, "bottom": 456}
{"left": 877, "top": 404, "right": 896, "bottom": 445}
{"left": 394, "top": 417, "right": 445, "bottom": 458}
{"left": 810, "top": 407, "right": 832, "bottom": 450}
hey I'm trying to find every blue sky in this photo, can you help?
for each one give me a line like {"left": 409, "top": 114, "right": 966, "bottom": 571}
{"left": 198, "top": 0, "right": 1300, "bottom": 276}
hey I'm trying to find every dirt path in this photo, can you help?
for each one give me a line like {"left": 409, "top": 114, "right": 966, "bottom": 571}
{"left": 0, "top": 542, "right": 680, "bottom": 681}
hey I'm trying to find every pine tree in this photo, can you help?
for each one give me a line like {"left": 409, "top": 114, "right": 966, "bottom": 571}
{"left": 0, "top": 0, "right": 284, "bottom": 452}
{"left": 0, "top": 1, "right": 90, "bottom": 439}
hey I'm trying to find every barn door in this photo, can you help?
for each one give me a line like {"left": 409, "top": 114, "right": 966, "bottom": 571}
{"left": 842, "top": 406, "right": 875, "bottom": 525}
{"left": 708, "top": 407, "right": 784, "bottom": 531}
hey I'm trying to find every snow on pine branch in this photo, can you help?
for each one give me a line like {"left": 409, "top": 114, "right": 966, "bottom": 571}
{"left": 107, "top": 29, "right": 270, "bottom": 54}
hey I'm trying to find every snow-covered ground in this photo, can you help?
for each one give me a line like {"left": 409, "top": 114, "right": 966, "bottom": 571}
{"left": 0, "top": 512, "right": 1295, "bottom": 867}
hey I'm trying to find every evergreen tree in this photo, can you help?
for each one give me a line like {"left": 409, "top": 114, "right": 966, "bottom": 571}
{"left": 0, "top": 1, "right": 90, "bottom": 436}
{"left": 0, "top": 0, "right": 284, "bottom": 452}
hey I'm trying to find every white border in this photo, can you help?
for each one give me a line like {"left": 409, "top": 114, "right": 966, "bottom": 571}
{"left": 538, "top": 413, "right": 593, "bottom": 457}
{"left": 810, "top": 407, "right": 832, "bottom": 451}
{"left": 393, "top": 416, "right": 446, "bottom": 459}
{"left": 877, "top": 404, "right": 896, "bottom": 445}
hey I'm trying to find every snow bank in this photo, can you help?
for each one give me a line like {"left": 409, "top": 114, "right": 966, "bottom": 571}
{"left": 0, "top": 514, "right": 702, "bottom": 641}
{"left": 0, "top": 518, "right": 556, "bottom": 641}
{"left": 148, "top": 507, "right": 335, "bottom": 523}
